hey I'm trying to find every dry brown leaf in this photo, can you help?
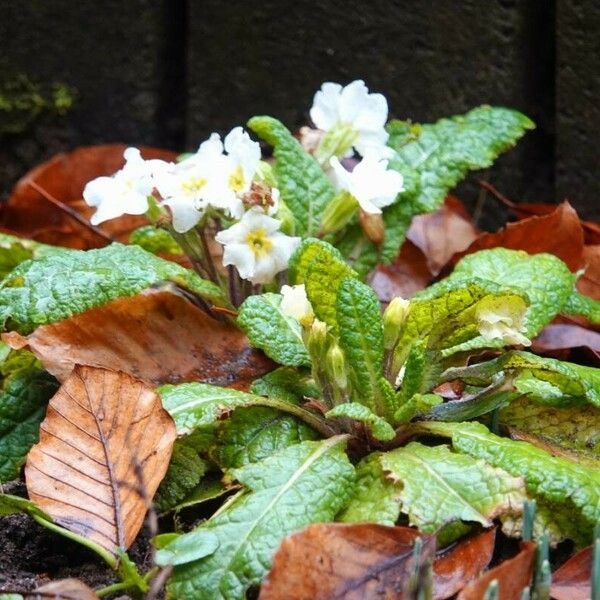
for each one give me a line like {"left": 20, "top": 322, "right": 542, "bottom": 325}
{"left": 578, "top": 245, "right": 600, "bottom": 300}
{"left": 369, "top": 240, "right": 432, "bottom": 302}
{"left": 407, "top": 197, "right": 479, "bottom": 276}
{"left": 25, "top": 365, "right": 176, "bottom": 552}
{"left": 0, "top": 144, "right": 177, "bottom": 249}
{"left": 457, "top": 541, "right": 535, "bottom": 599}
{"left": 26, "top": 578, "right": 97, "bottom": 600}
{"left": 259, "top": 523, "right": 435, "bottom": 600}
{"left": 4, "top": 290, "right": 274, "bottom": 388}
{"left": 433, "top": 528, "right": 496, "bottom": 599}
{"left": 453, "top": 202, "right": 584, "bottom": 272}
{"left": 532, "top": 323, "right": 600, "bottom": 353}
{"left": 551, "top": 545, "right": 592, "bottom": 600}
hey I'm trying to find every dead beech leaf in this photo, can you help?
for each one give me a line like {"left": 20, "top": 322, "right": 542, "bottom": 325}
{"left": 532, "top": 323, "right": 600, "bottom": 353}
{"left": 26, "top": 578, "right": 97, "bottom": 600}
{"left": 453, "top": 202, "right": 584, "bottom": 272}
{"left": 578, "top": 245, "right": 600, "bottom": 301}
{"left": 259, "top": 523, "right": 435, "bottom": 600}
{"left": 457, "top": 541, "right": 535, "bottom": 600}
{"left": 25, "top": 365, "right": 176, "bottom": 552}
{"left": 433, "top": 528, "right": 496, "bottom": 599}
{"left": 370, "top": 240, "right": 432, "bottom": 302}
{"left": 0, "top": 144, "right": 177, "bottom": 249}
{"left": 551, "top": 545, "right": 592, "bottom": 600}
{"left": 4, "top": 290, "right": 274, "bottom": 388}
{"left": 407, "top": 197, "right": 479, "bottom": 276}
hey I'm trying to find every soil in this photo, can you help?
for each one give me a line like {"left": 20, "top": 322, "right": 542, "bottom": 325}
{"left": 0, "top": 481, "right": 156, "bottom": 598}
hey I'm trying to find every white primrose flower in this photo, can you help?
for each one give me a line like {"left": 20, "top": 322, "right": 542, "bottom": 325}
{"left": 83, "top": 147, "right": 160, "bottom": 225}
{"left": 310, "top": 80, "right": 392, "bottom": 157}
{"left": 329, "top": 152, "right": 404, "bottom": 214}
{"left": 280, "top": 284, "right": 314, "bottom": 322}
{"left": 476, "top": 297, "right": 531, "bottom": 347}
{"left": 215, "top": 209, "right": 300, "bottom": 285}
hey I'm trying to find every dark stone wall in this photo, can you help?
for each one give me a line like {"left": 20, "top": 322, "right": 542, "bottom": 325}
{"left": 1, "top": 0, "right": 598, "bottom": 221}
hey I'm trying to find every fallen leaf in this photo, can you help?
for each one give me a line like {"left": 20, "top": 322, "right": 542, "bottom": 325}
{"left": 456, "top": 541, "right": 535, "bottom": 599}
{"left": 551, "top": 545, "right": 592, "bottom": 600}
{"left": 25, "top": 365, "right": 177, "bottom": 552}
{"left": 369, "top": 240, "right": 432, "bottom": 302}
{"left": 532, "top": 323, "right": 600, "bottom": 353}
{"left": 578, "top": 245, "right": 600, "bottom": 301}
{"left": 407, "top": 197, "right": 479, "bottom": 275}
{"left": 259, "top": 523, "right": 435, "bottom": 600}
{"left": 26, "top": 578, "right": 97, "bottom": 600}
{"left": 433, "top": 528, "right": 497, "bottom": 599}
{"left": 453, "top": 202, "right": 584, "bottom": 272}
{"left": 4, "top": 289, "right": 274, "bottom": 388}
{"left": 0, "top": 144, "right": 177, "bottom": 249}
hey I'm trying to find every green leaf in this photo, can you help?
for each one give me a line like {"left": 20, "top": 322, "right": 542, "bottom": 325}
{"left": 564, "top": 291, "right": 600, "bottom": 324}
{"left": 380, "top": 196, "right": 419, "bottom": 263}
{"left": 396, "top": 339, "right": 441, "bottom": 404}
{"left": 336, "top": 278, "right": 390, "bottom": 415}
{"left": 326, "top": 403, "right": 395, "bottom": 441}
{"left": 499, "top": 396, "right": 600, "bottom": 461}
{"left": 128, "top": 225, "right": 183, "bottom": 255}
{"left": 387, "top": 106, "right": 534, "bottom": 213}
{"left": 333, "top": 224, "right": 379, "bottom": 279}
{"left": 338, "top": 452, "right": 401, "bottom": 525}
{"left": 444, "top": 350, "right": 600, "bottom": 407}
{"left": 167, "top": 437, "right": 355, "bottom": 600}
{"left": 303, "top": 243, "right": 358, "bottom": 330}
{"left": 154, "top": 440, "right": 209, "bottom": 513}
{"left": 156, "top": 530, "right": 220, "bottom": 567}
{"left": 0, "top": 233, "right": 66, "bottom": 281}
{"left": 0, "top": 492, "right": 53, "bottom": 520}
{"left": 381, "top": 442, "right": 526, "bottom": 533}
{"left": 248, "top": 116, "right": 335, "bottom": 236}
{"left": 422, "top": 249, "right": 576, "bottom": 338}
{"left": 169, "top": 476, "right": 231, "bottom": 513}
{"left": 0, "top": 243, "right": 228, "bottom": 334}
{"left": 250, "top": 367, "right": 320, "bottom": 404}
{"left": 422, "top": 421, "right": 600, "bottom": 542}
{"left": 237, "top": 293, "right": 310, "bottom": 367}
{"left": 214, "top": 406, "right": 317, "bottom": 468}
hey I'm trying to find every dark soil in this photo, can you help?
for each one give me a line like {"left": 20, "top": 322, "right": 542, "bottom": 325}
{"left": 0, "top": 481, "right": 156, "bottom": 598}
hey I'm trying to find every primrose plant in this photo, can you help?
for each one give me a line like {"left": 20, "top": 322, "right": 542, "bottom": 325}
{"left": 81, "top": 79, "right": 534, "bottom": 306}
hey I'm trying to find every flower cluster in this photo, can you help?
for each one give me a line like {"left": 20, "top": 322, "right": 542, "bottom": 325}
{"left": 83, "top": 80, "right": 405, "bottom": 303}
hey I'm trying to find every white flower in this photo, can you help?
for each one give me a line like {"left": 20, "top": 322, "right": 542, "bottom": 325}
{"left": 280, "top": 284, "right": 313, "bottom": 322}
{"left": 476, "top": 297, "right": 531, "bottom": 347}
{"left": 83, "top": 147, "right": 159, "bottom": 225}
{"left": 329, "top": 152, "right": 404, "bottom": 214}
{"left": 155, "top": 127, "right": 262, "bottom": 233}
{"left": 215, "top": 209, "right": 300, "bottom": 285}
{"left": 310, "top": 80, "right": 391, "bottom": 157}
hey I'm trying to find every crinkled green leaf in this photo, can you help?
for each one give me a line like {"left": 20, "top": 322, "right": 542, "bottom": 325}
{"left": 326, "top": 403, "right": 395, "bottom": 441}
{"left": 336, "top": 278, "right": 390, "bottom": 415}
{"left": 444, "top": 350, "right": 600, "bottom": 407}
{"left": 156, "top": 529, "right": 220, "bottom": 567}
{"left": 0, "top": 349, "right": 58, "bottom": 482}
{"left": 297, "top": 241, "right": 357, "bottom": 330}
{"left": 0, "top": 233, "right": 66, "bottom": 281}
{"left": 422, "top": 249, "right": 576, "bottom": 339}
{"left": 394, "top": 393, "right": 443, "bottom": 425}
{"left": 499, "top": 396, "right": 600, "bottom": 461}
{"left": 396, "top": 339, "right": 441, "bottom": 404}
{"left": 237, "top": 293, "right": 310, "bottom": 367}
{"left": 564, "top": 291, "right": 600, "bottom": 324}
{"left": 250, "top": 367, "right": 319, "bottom": 404}
{"left": 288, "top": 239, "right": 341, "bottom": 285}
{"left": 154, "top": 440, "right": 209, "bottom": 513}
{"left": 170, "top": 476, "right": 231, "bottom": 513}
{"left": 213, "top": 406, "right": 317, "bottom": 469}
{"left": 0, "top": 243, "right": 228, "bottom": 334}
{"left": 167, "top": 437, "right": 355, "bottom": 600}
{"left": 381, "top": 442, "right": 526, "bottom": 533}
{"left": 248, "top": 117, "right": 335, "bottom": 236}
{"left": 128, "top": 225, "right": 183, "bottom": 255}
{"left": 380, "top": 195, "right": 420, "bottom": 263}
{"left": 387, "top": 106, "right": 534, "bottom": 213}
{"left": 338, "top": 452, "right": 401, "bottom": 525}
{"left": 423, "top": 421, "right": 600, "bottom": 543}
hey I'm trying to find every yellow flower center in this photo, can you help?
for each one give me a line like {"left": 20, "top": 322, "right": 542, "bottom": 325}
{"left": 182, "top": 176, "right": 208, "bottom": 195}
{"left": 245, "top": 228, "right": 273, "bottom": 257}
{"left": 229, "top": 165, "right": 246, "bottom": 193}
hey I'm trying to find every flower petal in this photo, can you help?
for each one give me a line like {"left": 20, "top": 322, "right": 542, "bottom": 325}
{"left": 310, "top": 82, "right": 343, "bottom": 130}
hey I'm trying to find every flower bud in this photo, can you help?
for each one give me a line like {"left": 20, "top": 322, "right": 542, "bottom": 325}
{"left": 319, "top": 191, "right": 358, "bottom": 235}
{"left": 383, "top": 296, "right": 410, "bottom": 350}
{"left": 358, "top": 208, "right": 385, "bottom": 245}
{"left": 326, "top": 344, "right": 347, "bottom": 390}
{"left": 304, "top": 318, "right": 328, "bottom": 359}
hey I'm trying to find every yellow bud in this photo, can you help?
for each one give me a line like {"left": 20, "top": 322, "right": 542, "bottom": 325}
{"left": 383, "top": 297, "right": 410, "bottom": 350}
{"left": 326, "top": 344, "right": 347, "bottom": 390}
{"left": 304, "top": 318, "right": 328, "bottom": 359}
